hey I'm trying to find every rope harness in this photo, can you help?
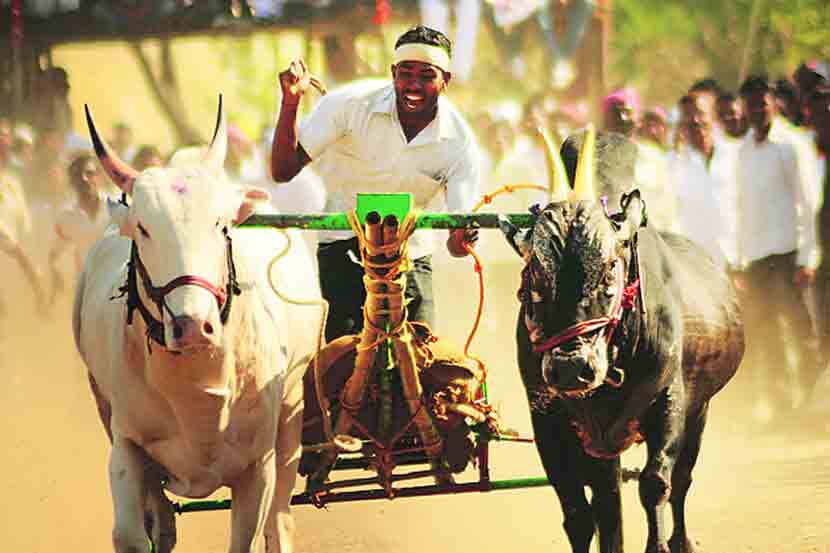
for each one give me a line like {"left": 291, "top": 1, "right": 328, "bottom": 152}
{"left": 116, "top": 227, "right": 241, "bottom": 351}
{"left": 346, "top": 209, "right": 419, "bottom": 352}
{"left": 528, "top": 260, "right": 640, "bottom": 354}
{"left": 519, "top": 220, "right": 646, "bottom": 390}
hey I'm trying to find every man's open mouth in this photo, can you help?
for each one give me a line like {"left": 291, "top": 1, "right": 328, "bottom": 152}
{"left": 403, "top": 92, "right": 424, "bottom": 109}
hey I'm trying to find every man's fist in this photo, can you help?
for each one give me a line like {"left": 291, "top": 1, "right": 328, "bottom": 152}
{"left": 446, "top": 228, "right": 479, "bottom": 258}
{"left": 795, "top": 266, "right": 816, "bottom": 289}
{"left": 279, "top": 58, "right": 312, "bottom": 105}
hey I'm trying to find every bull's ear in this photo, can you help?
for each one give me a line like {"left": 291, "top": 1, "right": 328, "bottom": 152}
{"left": 615, "top": 189, "right": 647, "bottom": 241}
{"left": 106, "top": 197, "right": 131, "bottom": 236}
{"left": 498, "top": 215, "right": 532, "bottom": 258}
{"left": 234, "top": 187, "right": 271, "bottom": 225}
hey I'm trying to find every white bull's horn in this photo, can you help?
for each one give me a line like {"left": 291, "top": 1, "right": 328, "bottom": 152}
{"left": 203, "top": 93, "right": 227, "bottom": 172}
{"left": 537, "top": 126, "right": 568, "bottom": 203}
{"left": 572, "top": 124, "right": 596, "bottom": 202}
{"left": 85, "top": 104, "right": 139, "bottom": 195}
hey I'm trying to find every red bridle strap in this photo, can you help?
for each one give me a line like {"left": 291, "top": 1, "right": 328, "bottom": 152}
{"left": 155, "top": 275, "right": 228, "bottom": 308}
{"left": 532, "top": 261, "right": 639, "bottom": 354}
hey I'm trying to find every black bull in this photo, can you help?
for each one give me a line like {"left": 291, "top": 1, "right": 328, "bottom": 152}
{"left": 501, "top": 132, "right": 745, "bottom": 553}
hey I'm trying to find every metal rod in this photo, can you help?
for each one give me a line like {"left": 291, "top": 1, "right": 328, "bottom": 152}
{"left": 174, "top": 476, "right": 546, "bottom": 513}
{"left": 243, "top": 213, "right": 536, "bottom": 230}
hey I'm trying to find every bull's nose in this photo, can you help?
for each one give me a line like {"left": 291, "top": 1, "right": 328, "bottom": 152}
{"left": 171, "top": 315, "right": 217, "bottom": 348}
{"left": 577, "top": 365, "right": 595, "bottom": 384}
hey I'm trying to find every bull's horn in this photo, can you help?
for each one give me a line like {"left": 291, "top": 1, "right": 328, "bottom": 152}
{"left": 537, "top": 126, "right": 568, "bottom": 203}
{"left": 85, "top": 105, "right": 138, "bottom": 195}
{"left": 203, "top": 93, "right": 227, "bottom": 172}
{"left": 572, "top": 124, "right": 596, "bottom": 202}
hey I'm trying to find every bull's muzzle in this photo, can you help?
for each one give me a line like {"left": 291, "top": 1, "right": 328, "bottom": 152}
{"left": 170, "top": 315, "right": 219, "bottom": 350}
{"left": 542, "top": 341, "right": 609, "bottom": 393}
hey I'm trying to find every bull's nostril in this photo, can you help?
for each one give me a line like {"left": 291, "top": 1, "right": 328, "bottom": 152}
{"left": 173, "top": 325, "right": 183, "bottom": 340}
{"left": 577, "top": 366, "right": 595, "bottom": 384}
{"left": 203, "top": 321, "right": 214, "bottom": 335}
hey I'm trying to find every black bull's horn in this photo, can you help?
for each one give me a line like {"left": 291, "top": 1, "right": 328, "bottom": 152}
{"left": 85, "top": 94, "right": 227, "bottom": 194}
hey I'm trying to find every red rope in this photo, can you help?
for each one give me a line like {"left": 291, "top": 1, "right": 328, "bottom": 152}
{"left": 463, "top": 243, "right": 487, "bottom": 383}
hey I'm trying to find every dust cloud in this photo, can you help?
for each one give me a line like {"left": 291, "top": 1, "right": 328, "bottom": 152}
{"left": 1, "top": 238, "right": 828, "bottom": 553}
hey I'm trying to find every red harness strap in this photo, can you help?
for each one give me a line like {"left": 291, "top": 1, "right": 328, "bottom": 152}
{"left": 154, "top": 275, "right": 228, "bottom": 308}
{"left": 532, "top": 261, "right": 640, "bottom": 353}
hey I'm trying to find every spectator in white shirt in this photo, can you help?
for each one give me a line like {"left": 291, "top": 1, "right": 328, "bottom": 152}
{"left": 49, "top": 152, "right": 113, "bottom": 302}
{"left": 716, "top": 92, "right": 748, "bottom": 141}
{"left": 735, "top": 75, "right": 822, "bottom": 418}
{"left": 271, "top": 25, "right": 480, "bottom": 341}
{"left": 668, "top": 93, "right": 737, "bottom": 268}
{"left": 808, "top": 85, "right": 830, "bottom": 361}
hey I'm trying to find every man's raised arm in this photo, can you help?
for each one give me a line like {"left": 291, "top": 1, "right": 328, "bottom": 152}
{"left": 271, "top": 59, "right": 312, "bottom": 183}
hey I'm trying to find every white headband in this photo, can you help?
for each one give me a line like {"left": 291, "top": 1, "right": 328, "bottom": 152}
{"left": 393, "top": 43, "right": 450, "bottom": 73}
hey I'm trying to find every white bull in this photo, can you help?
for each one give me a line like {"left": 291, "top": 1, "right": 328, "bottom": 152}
{"left": 73, "top": 98, "right": 322, "bottom": 553}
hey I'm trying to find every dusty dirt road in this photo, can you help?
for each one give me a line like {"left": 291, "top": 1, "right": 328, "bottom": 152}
{"left": 2, "top": 248, "right": 829, "bottom": 553}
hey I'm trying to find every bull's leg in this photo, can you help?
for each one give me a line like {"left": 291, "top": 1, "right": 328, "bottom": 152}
{"left": 265, "top": 364, "right": 304, "bottom": 553}
{"left": 110, "top": 436, "right": 151, "bottom": 553}
{"left": 229, "top": 453, "right": 277, "bottom": 553}
{"left": 667, "top": 405, "right": 708, "bottom": 553}
{"left": 639, "top": 378, "right": 686, "bottom": 553}
{"left": 531, "top": 410, "right": 595, "bottom": 553}
{"left": 87, "top": 372, "right": 114, "bottom": 442}
{"left": 587, "top": 458, "right": 624, "bottom": 553}
{"left": 144, "top": 476, "right": 177, "bottom": 553}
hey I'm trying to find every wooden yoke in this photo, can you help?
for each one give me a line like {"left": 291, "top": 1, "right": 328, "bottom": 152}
{"left": 309, "top": 202, "right": 444, "bottom": 489}
{"left": 338, "top": 208, "right": 442, "bottom": 449}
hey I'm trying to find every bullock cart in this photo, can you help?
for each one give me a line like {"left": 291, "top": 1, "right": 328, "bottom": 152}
{"left": 171, "top": 192, "right": 637, "bottom": 519}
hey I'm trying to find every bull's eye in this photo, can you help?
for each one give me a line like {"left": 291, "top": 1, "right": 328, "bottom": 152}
{"left": 137, "top": 222, "right": 150, "bottom": 239}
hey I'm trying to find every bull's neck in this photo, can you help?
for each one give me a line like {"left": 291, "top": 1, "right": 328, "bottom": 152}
{"left": 127, "top": 314, "right": 235, "bottom": 438}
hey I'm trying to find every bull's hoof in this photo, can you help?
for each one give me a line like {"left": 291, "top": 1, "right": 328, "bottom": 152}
{"left": 668, "top": 534, "right": 700, "bottom": 553}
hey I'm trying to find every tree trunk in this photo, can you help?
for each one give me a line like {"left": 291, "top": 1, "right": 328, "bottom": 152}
{"left": 129, "top": 39, "right": 204, "bottom": 146}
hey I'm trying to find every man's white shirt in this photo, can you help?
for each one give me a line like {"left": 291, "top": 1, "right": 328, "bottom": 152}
{"left": 634, "top": 141, "right": 677, "bottom": 233}
{"left": 736, "top": 122, "right": 819, "bottom": 269}
{"left": 667, "top": 143, "right": 736, "bottom": 267}
{"left": 298, "top": 80, "right": 480, "bottom": 259}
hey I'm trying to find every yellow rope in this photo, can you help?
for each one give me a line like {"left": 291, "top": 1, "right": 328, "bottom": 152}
{"left": 266, "top": 229, "right": 332, "bottom": 441}
{"left": 346, "top": 209, "right": 419, "bottom": 351}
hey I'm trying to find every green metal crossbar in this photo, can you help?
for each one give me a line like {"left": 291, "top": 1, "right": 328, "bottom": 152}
{"left": 243, "top": 211, "right": 535, "bottom": 230}
{"left": 244, "top": 191, "right": 537, "bottom": 230}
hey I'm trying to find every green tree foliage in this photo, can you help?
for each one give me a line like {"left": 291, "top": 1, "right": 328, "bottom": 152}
{"left": 612, "top": 0, "right": 830, "bottom": 104}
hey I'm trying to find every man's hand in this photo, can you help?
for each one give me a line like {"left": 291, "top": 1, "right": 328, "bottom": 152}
{"left": 279, "top": 58, "right": 312, "bottom": 106}
{"left": 794, "top": 266, "right": 816, "bottom": 289}
{"left": 446, "top": 228, "right": 479, "bottom": 258}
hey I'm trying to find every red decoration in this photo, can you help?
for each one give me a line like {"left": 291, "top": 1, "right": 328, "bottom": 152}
{"left": 11, "top": 0, "right": 24, "bottom": 49}
{"left": 374, "top": 0, "right": 391, "bottom": 25}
